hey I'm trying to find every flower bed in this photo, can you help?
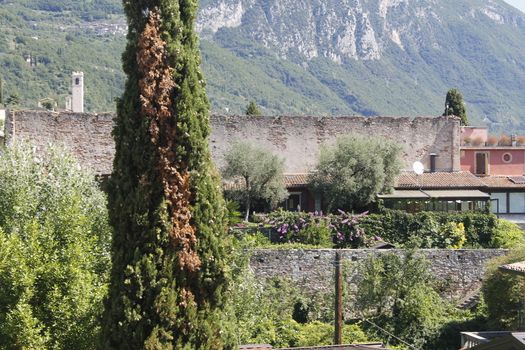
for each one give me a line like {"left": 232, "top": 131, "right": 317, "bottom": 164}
{"left": 240, "top": 209, "right": 515, "bottom": 249}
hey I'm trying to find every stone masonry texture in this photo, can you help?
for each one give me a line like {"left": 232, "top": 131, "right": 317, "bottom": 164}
{"left": 5, "top": 110, "right": 114, "bottom": 175}
{"left": 249, "top": 248, "right": 507, "bottom": 313}
{"left": 4, "top": 111, "right": 460, "bottom": 175}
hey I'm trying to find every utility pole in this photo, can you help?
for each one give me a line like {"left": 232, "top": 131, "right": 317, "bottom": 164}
{"left": 334, "top": 251, "right": 343, "bottom": 344}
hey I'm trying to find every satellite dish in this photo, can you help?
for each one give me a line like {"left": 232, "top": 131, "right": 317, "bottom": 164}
{"left": 413, "top": 161, "right": 424, "bottom": 175}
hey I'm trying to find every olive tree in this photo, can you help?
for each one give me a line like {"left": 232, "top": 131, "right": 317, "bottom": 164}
{"left": 222, "top": 142, "right": 288, "bottom": 221}
{"left": 309, "top": 134, "right": 401, "bottom": 212}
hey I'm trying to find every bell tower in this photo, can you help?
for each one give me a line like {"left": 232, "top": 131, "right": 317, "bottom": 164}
{"left": 71, "top": 71, "right": 84, "bottom": 113}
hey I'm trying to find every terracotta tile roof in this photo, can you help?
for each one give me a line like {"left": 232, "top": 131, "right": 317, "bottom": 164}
{"left": 499, "top": 261, "right": 525, "bottom": 277}
{"left": 378, "top": 189, "right": 489, "bottom": 199}
{"left": 481, "top": 176, "right": 525, "bottom": 189}
{"left": 395, "top": 171, "right": 485, "bottom": 189}
{"left": 224, "top": 172, "right": 525, "bottom": 192}
{"left": 284, "top": 173, "right": 310, "bottom": 188}
{"left": 239, "top": 345, "right": 272, "bottom": 350}
{"left": 222, "top": 173, "right": 310, "bottom": 191}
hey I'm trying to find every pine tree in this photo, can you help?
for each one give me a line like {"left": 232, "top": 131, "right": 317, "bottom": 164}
{"left": 443, "top": 88, "right": 468, "bottom": 126}
{"left": 245, "top": 101, "right": 261, "bottom": 116}
{"left": 101, "top": 3, "right": 233, "bottom": 349}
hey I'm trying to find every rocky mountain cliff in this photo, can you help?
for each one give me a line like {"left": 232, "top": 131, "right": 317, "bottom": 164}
{"left": 197, "top": 0, "right": 525, "bottom": 128}
{"left": 1, "top": 0, "right": 525, "bottom": 130}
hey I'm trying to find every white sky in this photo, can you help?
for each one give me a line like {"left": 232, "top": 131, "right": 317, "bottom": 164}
{"left": 503, "top": 0, "right": 525, "bottom": 13}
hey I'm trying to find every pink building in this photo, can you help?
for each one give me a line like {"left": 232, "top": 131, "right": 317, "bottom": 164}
{"left": 460, "top": 126, "right": 525, "bottom": 176}
{"left": 461, "top": 126, "right": 525, "bottom": 216}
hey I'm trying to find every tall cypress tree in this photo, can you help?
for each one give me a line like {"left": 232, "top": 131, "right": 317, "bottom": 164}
{"left": 101, "top": 1, "right": 233, "bottom": 348}
{"left": 443, "top": 88, "right": 468, "bottom": 126}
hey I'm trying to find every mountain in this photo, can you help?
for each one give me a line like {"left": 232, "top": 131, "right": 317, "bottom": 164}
{"left": 1, "top": 0, "right": 525, "bottom": 130}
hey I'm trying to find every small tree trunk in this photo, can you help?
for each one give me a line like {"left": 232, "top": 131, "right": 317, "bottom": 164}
{"left": 245, "top": 195, "right": 251, "bottom": 222}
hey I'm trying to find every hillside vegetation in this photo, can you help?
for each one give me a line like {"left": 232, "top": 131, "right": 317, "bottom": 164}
{"left": 1, "top": 0, "right": 525, "bottom": 131}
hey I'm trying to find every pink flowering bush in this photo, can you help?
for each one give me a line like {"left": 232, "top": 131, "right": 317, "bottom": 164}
{"left": 264, "top": 209, "right": 377, "bottom": 248}
{"left": 329, "top": 210, "right": 378, "bottom": 248}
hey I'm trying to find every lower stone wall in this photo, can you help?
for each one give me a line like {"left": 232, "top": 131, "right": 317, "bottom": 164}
{"left": 249, "top": 249, "right": 507, "bottom": 306}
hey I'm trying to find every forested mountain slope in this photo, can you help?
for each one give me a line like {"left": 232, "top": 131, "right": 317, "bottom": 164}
{"left": 1, "top": 0, "right": 525, "bottom": 130}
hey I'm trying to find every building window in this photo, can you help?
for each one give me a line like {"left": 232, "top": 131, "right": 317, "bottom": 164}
{"left": 286, "top": 193, "right": 302, "bottom": 212}
{"left": 509, "top": 192, "right": 525, "bottom": 213}
{"left": 491, "top": 192, "right": 507, "bottom": 214}
{"left": 502, "top": 153, "right": 512, "bottom": 163}
{"left": 475, "top": 152, "right": 488, "bottom": 175}
{"left": 314, "top": 194, "right": 321, "bottom": 212}
{"left": 75, "top": 78, "right": 80, "bottom": 85}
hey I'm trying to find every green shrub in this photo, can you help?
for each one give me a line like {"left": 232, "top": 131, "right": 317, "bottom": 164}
{"left": 277, "top": 320, "right": 370, "bottom": 347}
{"left": 0, "top": 144, "right": 111, "bottom": 349}
{"left": 263, "top": 209, "right": 371, "bottom": 247}
{"left": 491, "top": 219, "right": 524, "bottom": 248}
{"left": 437, "top": 222, "right": 466, "bottom": 249}
{"left": 256, "top": 209, "right": 498, "bottom": 248}
{"left": 355, "top": 250, "right": 456, "bottom": 349}
{"left": 225, "top": 199, "right": 243, "bottom": 226}
{"left": 293, "top": 219, "right": 333, "bottom": 246}
{"left": 482, "top": 245, "right": 525, "bottom": 330}
{"left": 360, "top": 210, "right": 498, "bottom": 248}
{"left": 227, "top": 247, "right": 372, "bottom": 348}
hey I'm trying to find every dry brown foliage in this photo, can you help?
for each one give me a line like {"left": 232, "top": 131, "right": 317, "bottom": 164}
{"left": 472, "top": 136, "right": 484, "bottom": 146}
{"left": 137, "top": 9, "right": 201, "bottom": 274}
{"left": 499, "top": 134, "right": 512, "bottom": 146}
{"left": 486, "top": 135, "right": 498, "bottom": 146}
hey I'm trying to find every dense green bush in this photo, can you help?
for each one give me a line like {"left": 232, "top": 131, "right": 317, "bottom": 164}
{"left": 0, "top": 144, "right": 111, "bottom": 349}
{"left": 355, "top": 250, "right": 461, "bottom": 349}
{"left": 256, "top": 209, "right": 509, "bottom": 249}
{"left": 228, "top": 240, "right": 372, "bottom": 347}
{"left": 278, "top": 320, "right": 369, "bottom": 347}
{"left": 482, "top": 245, "right": 525, "bottom": 330}
{"left": 491, "top": 220, "right": 524, "bottom": 248}
{"left": 262, "top": 209, "right": 373, "bottom": 248}
{"left": 360, "top": 210, "right": 502, "bottom": 248}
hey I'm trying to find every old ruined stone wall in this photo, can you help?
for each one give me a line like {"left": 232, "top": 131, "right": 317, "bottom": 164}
{"left": 210, "top": 115, "right": 461, "bottom": 173}
{"left": 4, "top": 111, "right": 460, "bottom": 175}
{"left": 5, "top": 110, "right": 114, "bottom": 175}
{"left": 249, "top": 249, "right": 507, "bottom": 308}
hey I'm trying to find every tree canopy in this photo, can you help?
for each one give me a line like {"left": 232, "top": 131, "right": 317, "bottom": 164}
{"left": 482, "top": 245, "right": 525, "bottom": 330}
{"left": 245, "top": 101, "right": 262, "bottom": 116}
{"left": 222, "top": 142, "right": 287, "bottom": 221}
{"left": 355, "top": 250, "right": 451, "bottom": 348}
{"left": 101, "top": 2, "right": 234, "bottom": 348}
{"left": 443, "top": 88, "right": 468, "bottom": 126}
{"left": 0, "top": 144, "right": 111, "bottom": 349}
{"left": 309, "top": 134, "right": 401, "bottom": 212}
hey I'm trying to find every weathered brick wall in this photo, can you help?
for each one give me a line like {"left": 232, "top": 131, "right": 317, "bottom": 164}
{"left": 249, "top": 249, "right": 507, "bottom": 307}
{"left": 4, "top": 111, "right": 460, "bottom": 174}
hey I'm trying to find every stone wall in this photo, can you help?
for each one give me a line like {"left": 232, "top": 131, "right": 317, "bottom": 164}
{"left": 249, "top": 249, "right": 507, "bottom": 307}
{"left": 5, "top": 110, "right": 114, "bottom": 175}
{"left": 210, "top": 115, "right": 461, "bottom": 173}
{"left": 4, "top": 111, "right": 460, "bottom": 174}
